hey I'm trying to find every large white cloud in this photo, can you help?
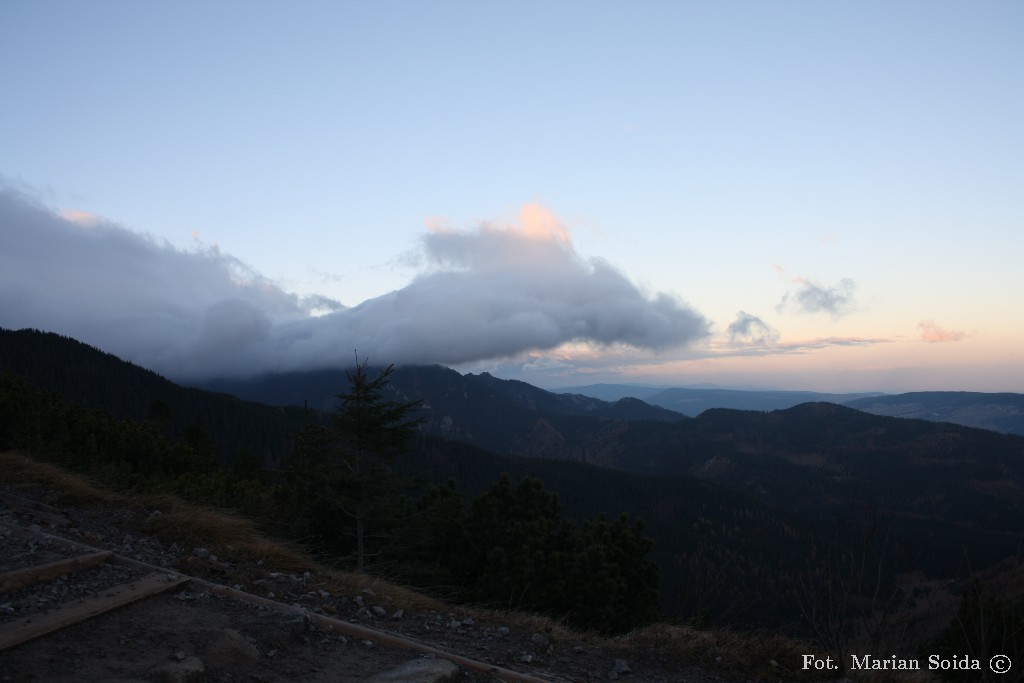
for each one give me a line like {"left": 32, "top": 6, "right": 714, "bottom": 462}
{"left": 0, "top": 188, "right": 709, "bottom": 380}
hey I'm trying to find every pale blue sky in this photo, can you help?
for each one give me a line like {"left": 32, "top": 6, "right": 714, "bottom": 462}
{"left": 2, "top": 1, "right": 1022, "bottom": 391}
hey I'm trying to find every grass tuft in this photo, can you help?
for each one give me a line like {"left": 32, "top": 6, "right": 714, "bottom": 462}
{"left": 0, "top": 451, "right": 118, "bottom": 506}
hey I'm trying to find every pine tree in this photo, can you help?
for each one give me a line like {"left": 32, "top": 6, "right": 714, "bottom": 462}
{"left": 327, "top": 358, "right": 422, "bottom": 570}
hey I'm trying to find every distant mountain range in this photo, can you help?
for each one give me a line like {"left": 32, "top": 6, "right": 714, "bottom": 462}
{"left": 844, "top": 392, "right": 1024, "bottom": 436}
{"left": 556, "top": 382, "right": 880, "bottom": 410}
{"left": 558, "top": 382, "right": 1024, "bottom": 435}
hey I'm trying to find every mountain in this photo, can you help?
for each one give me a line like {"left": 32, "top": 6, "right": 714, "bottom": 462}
{"left": 549, "top": 383, "right": 668, "bottom": 402}
{"left": 558, "top": 382, "right": 1024, "bottom": 436}
{"left": 5, "top": 328, "right": 1024, "bottom": 631}
{"left": 643, "top": 386, "right": 882, "bottom": 415}
{"left": 202, "top": 366, "right": 685, "bottom": 423}
{"left": 844, "top": 391, "right": 1024, "bottom": 436}
{"left": 0, "top": 327, "right": 829, "bottom": 628}
{"left": 197, "top": 361, "right": 1024, "bottom": 575}
{"left": 0, "top": 327, "right": 305, "bottom": 467}
{"left": 200, "top": 364, "right": 687, "bottom": 461}
{"left": 556, "top": 383, "right": 882, "bottom": 415}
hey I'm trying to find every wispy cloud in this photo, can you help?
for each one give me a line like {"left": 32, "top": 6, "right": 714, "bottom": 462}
{"left": 473, "top": 334, "right": 892, "bottom": 386}
{"left": 726, "top": 311, "right": 780, "bottom": 346}
{"left": 0, "top": 189, "right": 709, "bottom": 381}
{"left": 917, "top": 319, "right": 966, "bottom": 343}
{"left": 778, "top": 277, "right": 859, "bottom": 318}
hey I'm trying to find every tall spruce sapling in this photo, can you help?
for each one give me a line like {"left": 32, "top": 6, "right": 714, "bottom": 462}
{"left": 330, "top": 357, "right": 422, "bottom": 571}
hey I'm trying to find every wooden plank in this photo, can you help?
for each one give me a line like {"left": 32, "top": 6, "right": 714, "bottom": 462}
{"left": 0, "top": 551, "right": 113, "bottom": 595}
{"left": 0, "top": 572, "right": 189, "bottom": 651}
{"left": 196, "top": 581, "right": 558, "bottom": 683}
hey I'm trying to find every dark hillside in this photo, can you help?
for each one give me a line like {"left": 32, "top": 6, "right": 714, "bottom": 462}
{"left": 201, "top": 364, "right": 1024, "bottom": 566}
{"left": 845, "top": 391, "right": 1024, "bottom": 435}
{"left": 0, "top": 328, "right": 303, "bottom": 467}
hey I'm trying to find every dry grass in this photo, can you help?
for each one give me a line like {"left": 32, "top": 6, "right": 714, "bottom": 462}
{"left": 140, "top": 494, "right": 311, "bottom": 569}
{"left": 616, "top": 623, "right": 823, "bottom": 681}
{"left": 318, "top": 568, "right": 449, "bottom": 614}
{"left": 614, "top": 623, "right": 943, "bottom": 682}
{"left": 0, "top": 451, "right": 118, "bottom": 506}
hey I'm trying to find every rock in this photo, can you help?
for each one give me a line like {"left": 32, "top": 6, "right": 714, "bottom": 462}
{"left": 372, "top": 606, "right": 387, "bottom": 617}
{"left": 150, "top": 656, "right": 205, "bottom": 683}
{"left": 531, "top": 632, "right": 549, "bottom": 649}
{"left": 496, "top": 626, "right": 509, "bottom": 637}
{"left": 366, "top": 658, "right": 460, "bottom": 683}
{"left": 608, "top": 658, "right": 631, "bottom": 679}
{"left": 204, "top": 629, "right": 259, "bottom": 668}
{"left": 191, "top": 548, "right": 209, "bottom": 559}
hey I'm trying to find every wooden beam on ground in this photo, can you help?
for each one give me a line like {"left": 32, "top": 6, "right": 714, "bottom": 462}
{"left": 0, "top": 551, "right": 113, "bottom": 595}
{"left": 195, "top": 581, "right": 558, "bottom": 683}
{"left": 0, "top": 572, "right": 189, "bottom": 651}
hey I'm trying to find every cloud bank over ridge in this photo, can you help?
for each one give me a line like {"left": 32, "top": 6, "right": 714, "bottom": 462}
{"left": 0, "top": 188, "right": 709, "bottom": 381}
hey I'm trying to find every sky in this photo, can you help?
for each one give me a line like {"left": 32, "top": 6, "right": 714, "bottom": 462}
{"left": 2, "top": 1, "right": 1022, "bottom": 393}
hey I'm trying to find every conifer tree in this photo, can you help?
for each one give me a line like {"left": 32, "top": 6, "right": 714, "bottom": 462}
{"left": 327, "top": 357, "right": 422, "bottom": 570}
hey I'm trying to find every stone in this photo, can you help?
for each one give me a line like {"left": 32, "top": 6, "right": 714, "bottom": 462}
{"left": 192, "top": 548, "right": 209, "bottom": 559}
{"left": 366, "top": 658, "right": 460, "bottom": 683}
{"left": 151, "top": 656, "right": 205, "bottom": 683}
{"left": 204, "top": 629, "right": 259, "bottom": 668}
{"left": 608, "top": 658, "right": 631, "bottom": 679}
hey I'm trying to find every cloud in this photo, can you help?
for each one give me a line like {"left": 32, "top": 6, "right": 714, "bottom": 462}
{"left": 778, "top": 277, "right": 858, "bottom": 318}
{"left": 726, "top": 311, "right": 780, "bottom": 346}
{"left": 917, "top": 319, "right": 966, "bottom": 343}
{"left": 60, "top": 209, "right": 103, "bottom": 227}
{"left": 0, "top": 189, "right": 710, "bottom": 381}
{"left": 468, "top": 334, "right": 892, "bottom": 386}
